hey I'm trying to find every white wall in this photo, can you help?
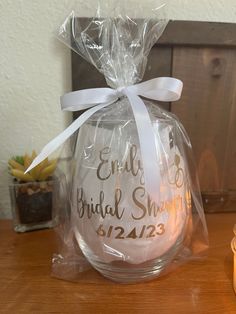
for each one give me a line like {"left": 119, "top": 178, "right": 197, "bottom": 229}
{"left": 167, "top": 0, "right": 236, "bottom": 22}
{"left": 0, "top": 0, "right": 235, "bottom": 218}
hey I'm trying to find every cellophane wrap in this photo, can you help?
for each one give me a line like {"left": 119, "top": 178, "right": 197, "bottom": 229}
{"left": 52, "top": 1, "right": 208, "bottom": 283}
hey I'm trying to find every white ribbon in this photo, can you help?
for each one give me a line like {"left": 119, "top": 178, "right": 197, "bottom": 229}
{"left": 26, "top": 77, "right": 183, "bottom": 203}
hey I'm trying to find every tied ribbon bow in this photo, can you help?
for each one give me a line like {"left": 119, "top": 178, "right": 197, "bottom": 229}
{"left": 26, "top": 77, "right": 183, "bottom": 203}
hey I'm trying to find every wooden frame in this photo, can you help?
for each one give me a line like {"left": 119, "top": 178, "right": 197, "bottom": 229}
{"left": 72, "top": 20, "right": 236, "bottom": 213}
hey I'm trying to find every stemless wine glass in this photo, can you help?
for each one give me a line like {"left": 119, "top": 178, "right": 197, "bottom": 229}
{"left": 71, "top": 99, "right": 191, "bottom": 283}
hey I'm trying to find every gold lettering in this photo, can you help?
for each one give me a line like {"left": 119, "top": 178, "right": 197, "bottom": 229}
{"left": 96, "top": 145, "right": 144, "bottom": 185}
{"left": 147, "top": 196, "right": 160, "bottom": 217}
{"left": 156, "top": 223, "right": 165, "bottom": 235}
{"left": 76, "top": 187, "right": 125, "bottom": 220}
{"left": 111, "top": 159, "right": 120, "bottom": 174}
{"left": 132, "top": 186, "right": 147, "bottom": 220}
{"left": 97, "top": 147, "right": 112, "bottom": 181}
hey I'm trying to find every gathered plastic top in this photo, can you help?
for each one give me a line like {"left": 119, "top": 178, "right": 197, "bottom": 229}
{"left": 58, "top": 1, "right": 168, "bottom": 88}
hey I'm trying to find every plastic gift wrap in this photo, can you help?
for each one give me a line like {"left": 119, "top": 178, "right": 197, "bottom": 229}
{"left": 31, "top": 1, "right": 209, "bottom": 283}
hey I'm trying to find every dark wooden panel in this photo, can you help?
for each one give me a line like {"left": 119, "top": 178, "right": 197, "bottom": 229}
{"left": 159, "top": 21, "right": 236, "bottom": 47}
{"left": 73, "top": 19, "right": 236, "bottom": 48}
{"left": 171, "top": 47, "right": 236, "bottom": 212}
{"left": 72, "top": 53, "right": 106, "bottom": 91}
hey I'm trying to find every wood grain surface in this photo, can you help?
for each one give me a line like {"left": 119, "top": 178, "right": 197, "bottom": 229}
{"left": 159, "top": 21, "right": 236, "bottom": 47}
{"left": 171, "top": 47, "right": 236, "bottom": 212}
{"left": 0, "top": 214, "right": 236, "bottom": 313}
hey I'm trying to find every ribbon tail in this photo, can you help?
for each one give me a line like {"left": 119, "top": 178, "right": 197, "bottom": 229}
{"left": 25, "top": 102, "right": 113, "bottom": 173}
{"left": 124, "top": 89, "right": 161, "bottom": 203}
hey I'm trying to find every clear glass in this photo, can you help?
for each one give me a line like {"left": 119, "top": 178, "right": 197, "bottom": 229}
{"left": 9, "top": 176, "right": 60, "bottom": 232}
{"left": 70, "top": 99, "right": 205, "bottom": 283}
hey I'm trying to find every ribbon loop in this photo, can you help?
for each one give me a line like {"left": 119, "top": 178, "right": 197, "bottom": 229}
{"left": 26, "top": 77, "right": 183, "bottom": 202}
{"left": 129, "top": 77, "right": 183, "bottom": 102}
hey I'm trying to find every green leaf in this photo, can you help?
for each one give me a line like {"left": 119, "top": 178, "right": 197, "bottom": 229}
{"left": 14, "top": 156, "right": 24, "bottom": 165}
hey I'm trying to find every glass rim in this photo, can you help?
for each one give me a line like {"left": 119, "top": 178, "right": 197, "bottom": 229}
{"left": 8, "top": 175, "right": 60, "bottom": 187}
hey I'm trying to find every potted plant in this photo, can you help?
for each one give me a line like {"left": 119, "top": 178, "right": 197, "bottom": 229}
{"left": 8, "top": 151, "right": 59, "bottom": 232}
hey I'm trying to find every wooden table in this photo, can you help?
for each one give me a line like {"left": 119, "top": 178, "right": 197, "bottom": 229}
{"left": 0, "top": 214, "right": 236, "bottom": 313}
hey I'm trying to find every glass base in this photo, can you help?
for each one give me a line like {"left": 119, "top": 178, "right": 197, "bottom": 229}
{"left": 79, "top": 229, "right": 185, "bottom": 283}
{"left": 77, "top": 232, "right": 184, "bottom": 283}
{"left": 91, "top": 258, "right": 171, "bottom": 283}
